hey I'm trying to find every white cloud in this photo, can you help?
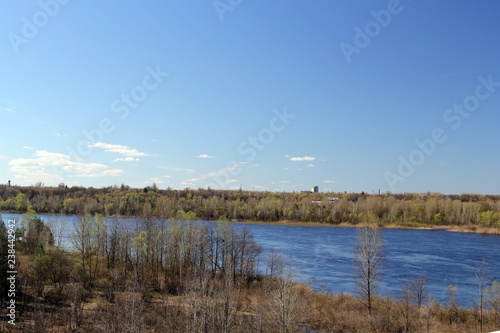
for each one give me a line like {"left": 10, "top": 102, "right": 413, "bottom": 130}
{"left": 252, "top": 185, "right": 266, "bottom": 190}
{"left": 157, "top": 165, "right": 196, "bottom": 174}
{"left": 324, "top": 180, "right": 335, "bottom": 183}
{"left": 23, "top": 146, "right": 35, "bottom": 150}
{"left": 307, "top": 164, "right": 315, "bottom": 167}
{"left": 113, "top": 157, "right": 139, "bottom": 162}
{"left": 290, "top": 156, "right": 315, "bottom": 162}
{"left": 163, "top": 175, "right": 171, "bottom": 178}
{"left": 198, "top": 154, "right": 215, "bottom": 158}
{"left": 9, "top": 150, "right": 123, "bottom": 183}
{"left": 226, "top": 179, "right": 238, "bottom": 184}
{"left": 280, "top": 180, "right": 291, "bottom": 183}
{"left": 284, "top": 154, "right": 290, "bottom": 158}
{"left": 89, "top": 142, "right": 149, "bottom": 157}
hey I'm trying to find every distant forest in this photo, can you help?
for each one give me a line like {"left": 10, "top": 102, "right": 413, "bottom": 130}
{"left": 1, "top": 184, "right": 500, "bottom": 228}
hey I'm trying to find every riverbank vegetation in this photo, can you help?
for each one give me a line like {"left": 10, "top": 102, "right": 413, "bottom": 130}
{"left": 1, "top": 212, "right": 500, "bottom": 332}
{"left": 1, "top": 185, "right": 500, "bottom": 232}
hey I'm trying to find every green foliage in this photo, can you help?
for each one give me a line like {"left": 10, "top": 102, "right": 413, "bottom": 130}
{"left": 15, "top": 193, "right": 29, "bottom": 212}
{"left": 29, "top": 251, "right": 50, "bottom": 296}
{"left": 433, "top": 212, "right": 444, "bottom": 224}
{"left": 63, "top": 198, "right": 75, "bottom": 214}
{"left": 34, "top": 242, "right": 45, "bottom": 256}
{"left": 1, "top": 185, "right": 500, "bottom": 229}
{"left": 20, "top": 212, "right": 54, "bottom": 254}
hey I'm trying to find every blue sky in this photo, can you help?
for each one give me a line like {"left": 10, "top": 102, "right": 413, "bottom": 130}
{"left": 1, "top": 0, "right": 499, "bottom": 194}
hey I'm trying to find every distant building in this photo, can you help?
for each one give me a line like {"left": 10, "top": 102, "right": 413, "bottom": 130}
{"left": 8, "top": 180, "right": 10, "bottom": 186}
{"left": 312, "top": 186, "right": 319, "bottom": 193}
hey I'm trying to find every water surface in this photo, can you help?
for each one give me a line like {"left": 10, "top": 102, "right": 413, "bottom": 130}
{"left": 3, "top": 213, "right": 499, "bottom": 306}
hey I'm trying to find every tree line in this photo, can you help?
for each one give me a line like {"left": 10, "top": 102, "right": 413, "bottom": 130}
{"left": 1, "top": 184, "right": 500, "bottom": 228}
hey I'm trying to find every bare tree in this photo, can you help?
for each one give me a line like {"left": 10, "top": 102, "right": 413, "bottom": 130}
{"left": 266, "top": 247, "right": 284, "bottom": 277}
{"left": 474, "top": 258, "right": 490, "bottom": 333}
{"left": 266, "top": 256, "right": 302, "bottom": 333}
{"left": 47, "top": 215, "right": 67, "bottom": 249}
{"left": 485, "top": 280, "right": 500, "bottom": 328}
{"left": 446, "top": 285, "right": 458, "bottom": 325}
{"left": 353, "top": 224, "right": 385, "bottom": 315}
{"left": 410, "top": 274, "right": 428, "bottom": 308}
{"left": 398, "top": 281, "right": 415, "bottom": 333}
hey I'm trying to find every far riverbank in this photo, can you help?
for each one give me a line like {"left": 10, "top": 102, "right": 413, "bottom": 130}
{"left": 234, "top": 219, "right": 500, "bottom": 235}
{"left": 3, "top": 210, "right": 500, "bottom": 235}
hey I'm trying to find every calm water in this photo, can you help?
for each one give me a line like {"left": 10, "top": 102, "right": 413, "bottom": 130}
{"left": 3, "top": 213, "right": 499, "bottom": 307}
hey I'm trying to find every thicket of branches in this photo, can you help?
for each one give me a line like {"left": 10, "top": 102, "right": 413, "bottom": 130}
{"left": 1, "top": 185, "right": 500, "bottom": 228}
{"left": 1, "top": 213, "right": 500, "bottom": 332}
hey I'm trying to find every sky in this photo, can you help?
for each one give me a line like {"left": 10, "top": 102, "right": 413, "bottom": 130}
{"left": 0, "top": 0, "right": 499, "bottom": 194}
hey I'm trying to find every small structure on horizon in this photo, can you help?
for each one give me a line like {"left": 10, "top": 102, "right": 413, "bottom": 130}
{"left": 312, "top": 186, "right": 319, "bottom": 193}
{"left": 8, "top": 180, "right": 11, "bottom": 186}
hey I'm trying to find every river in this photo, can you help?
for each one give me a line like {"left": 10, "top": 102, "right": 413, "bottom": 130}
{"left": 2, "top": 212, "right": 499, "bottom": 307}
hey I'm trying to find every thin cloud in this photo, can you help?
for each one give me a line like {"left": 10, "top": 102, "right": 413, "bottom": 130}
{"left": 0, "top": 106, "right": 15, "bottom": 113}
{"left": 307, "top": 164, "right": 315, "bottom": 167}
{"left": 89, "top": 142, "right": 149, "bottom": 157}
{"left": 290, "top": 156, "right": 315, "bottom": 162}
{"left": 198, "top": 154, "right": 215, "bottom": 158}
{"left": 324, "top": 180, "right": 335, "bottom": 183}
{"left": 112, "top": 157, "right": 139, "bottom": 162}
{"left": 23, "top": 146, "right": 35, "bottom": 150}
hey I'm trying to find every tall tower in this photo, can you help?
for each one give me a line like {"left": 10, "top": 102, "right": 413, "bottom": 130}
{"left": 312, "top": 186, "right": 319, "bottom": 193}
